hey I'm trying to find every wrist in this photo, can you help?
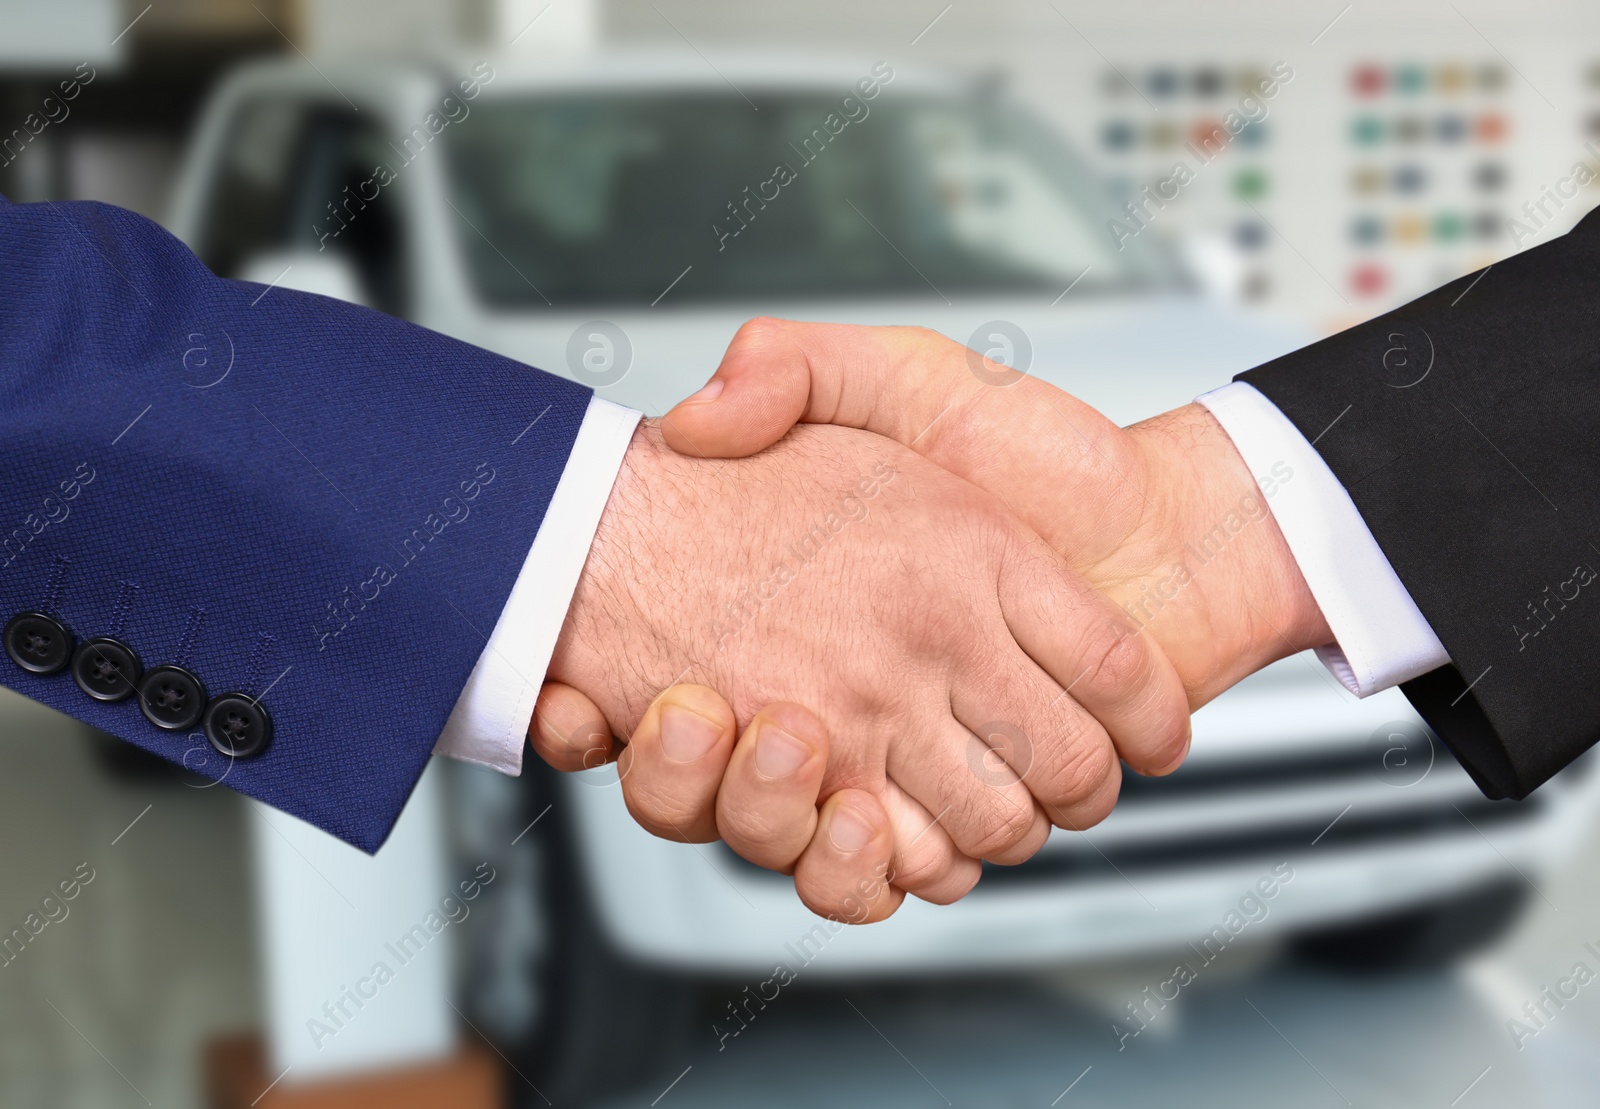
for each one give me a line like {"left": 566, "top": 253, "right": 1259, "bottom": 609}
{"left": 1126, "top": 403, "right": 1332, "bottom": 704}
{"left": 547, "top": 423, "right": 678, "bottom": 734}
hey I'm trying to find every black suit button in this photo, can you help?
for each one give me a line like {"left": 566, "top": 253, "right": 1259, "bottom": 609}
{"left": 204, "top": 693, "right": 272, "bottom": 759}
{"left": 4, "top": 612, "right": 74, "bottom": 675}
{"left": 137, "top": 665, "right": 207, "bottom": 731}
{"left": 71, "top": 637, "right": 143, "bottom": 701}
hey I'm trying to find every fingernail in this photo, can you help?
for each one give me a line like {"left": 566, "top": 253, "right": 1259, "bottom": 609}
{"left": 660, "top": 704, "right": 721, "bottom": 762}
{"left": 683, "top": 378, "right": 724, "bottom": 404}
{"left": 754, "top": 723, "right": 810, "bottom": 779}
{"left": 828, "top": 806, "right": 873, "bottom": 853}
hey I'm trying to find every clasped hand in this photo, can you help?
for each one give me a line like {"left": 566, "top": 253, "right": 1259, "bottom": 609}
{"left": 532, "top": 320, "right": 1330, "bottom": 922}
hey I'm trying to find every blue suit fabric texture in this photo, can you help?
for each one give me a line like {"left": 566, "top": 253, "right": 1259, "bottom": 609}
{"left": 0, "top": 193, "right": 591, "bottom": 852}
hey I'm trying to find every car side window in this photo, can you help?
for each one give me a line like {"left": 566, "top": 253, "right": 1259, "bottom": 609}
{"left": 283, "top": 110, "right": 410, "bottom": 318}
{"left": 196, "top": 99, "right": 409, "bottom": 318}
{"left": 194, "top": 98, "right": 308, "bottom": 281}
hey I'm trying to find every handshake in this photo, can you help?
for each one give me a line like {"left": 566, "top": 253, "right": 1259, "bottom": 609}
{"left": 530, "top": 319, "right": 1333, "bottom": 923}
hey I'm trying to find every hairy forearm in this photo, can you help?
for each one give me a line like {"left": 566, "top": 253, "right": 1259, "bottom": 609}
{"left": 547, "top": 424, "right": 695, "bottom": 736}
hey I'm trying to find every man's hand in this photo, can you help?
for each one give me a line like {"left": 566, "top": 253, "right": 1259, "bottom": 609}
{"left": 535, "top": 682, "right": 906, "bottom": 922}
{"left": 658, "top": 319, "right": 1333, "bottom": 708}
{"left": 535, "top": 418, "right": 1190, "bottom": 919}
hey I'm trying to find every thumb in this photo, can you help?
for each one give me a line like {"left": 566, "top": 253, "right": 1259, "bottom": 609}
{"left": 660, "top": 317, "right": 985, "bottom": 458}
{"left": 660, "top": 317, "right": 812, "bottom": 458}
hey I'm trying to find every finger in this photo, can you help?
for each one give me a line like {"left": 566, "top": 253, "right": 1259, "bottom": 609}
{"left": 716, "top": 704, "right": 829, "bottom": 873}
{"left": 661, "top": 319, "right": 1146, "bottom": 573}
{"left": 885, "top": 717, "right": 1051, "bottom": 866}
{"left": 617, "top": 684, "right": 738, "bottom": 843}
{"left": 998, "top": 543, "right": 1191, "bottom": 778}
{"left": 661, "top": 318, "right": 987, "bottom": 459}
{"left": 881, "top": 782, "right": 982, "bottom": 905}
{"left": 793, "top": 789, "right": 903, "bottom": 924}
{"left": 530, "top": 682, "right": 618, "bottom": 772}
{"left": 951, "top": 647, "right": 1124, "bottom": 833}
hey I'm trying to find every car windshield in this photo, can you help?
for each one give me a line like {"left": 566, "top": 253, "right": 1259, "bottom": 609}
{"left": 444, "top": 89, "right": 1182, "bottom": 307}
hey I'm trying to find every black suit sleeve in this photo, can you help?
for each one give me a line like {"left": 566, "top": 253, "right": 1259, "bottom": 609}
{"left": 1239, "top": 205, "right": 1600, "bottom": 800}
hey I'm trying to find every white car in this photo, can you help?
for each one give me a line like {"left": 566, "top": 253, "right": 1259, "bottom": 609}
{"left": 170, "top": 51, "right": 1600, "bottom": 1103}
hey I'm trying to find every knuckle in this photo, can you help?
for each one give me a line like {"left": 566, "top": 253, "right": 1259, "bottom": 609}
{"left": 1055, "top": 786, "right": 1118, "bottom": 833}
{"left": 902, "top": 324, "right": 949, "bottom": 350}
{"left": 1077, "top": 621, "right": 1150, "bottom": 702}
{"left": 1043, "top": 734, "right": 1118, "bottom": 809}
{"left": 904, "top": 326, "right": 968, "bottom": 391}
{"left": 967, "top": 719, "right": 1034, "bottom": 788}
{"left": 891, "top": 840, "right": 953, "bottom": 893}
{"left": 906, "top": 324, "right": 965, "bottom": 372}
{"left": 733, "top": 315, "right": 786, "bottom": 348}
{"left": 1050, "top": 758, "right": 1122, "bottom": 832}
{"left": 964, "top": 796, "right": 1038, "bottom": 861}
{"left": 981, "top": 810, "right": 1049, "bottom": 865}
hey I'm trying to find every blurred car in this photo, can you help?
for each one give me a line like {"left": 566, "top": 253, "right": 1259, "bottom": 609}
{"left": 168, "top": 51, "right": 1600, "bottom": 1104}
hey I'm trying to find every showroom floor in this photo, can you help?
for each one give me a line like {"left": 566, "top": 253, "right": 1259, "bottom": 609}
{"left": 0, "top": 689, "right": 258, "bottom": 1109}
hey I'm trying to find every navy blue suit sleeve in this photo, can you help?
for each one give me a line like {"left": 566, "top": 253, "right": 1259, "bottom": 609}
{"left": 0, "top": 197, "right": 593, "bottom": 851}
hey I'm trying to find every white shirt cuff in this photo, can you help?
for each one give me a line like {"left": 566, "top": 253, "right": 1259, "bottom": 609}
{"left": 1195, "top": 381, "right": 1449, "bottom": 697}
{"left": 432, "top": 396, "right": 642, "bottom": 773}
